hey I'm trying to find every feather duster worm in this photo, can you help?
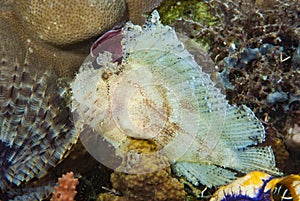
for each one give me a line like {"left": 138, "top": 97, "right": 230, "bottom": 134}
{"left": 0, "top": 42, "right": 78, "bottom": 192}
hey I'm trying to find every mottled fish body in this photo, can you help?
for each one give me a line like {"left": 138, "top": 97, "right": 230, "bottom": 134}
{"left": 71, "top": 11, "right": 281, "bottom": 187}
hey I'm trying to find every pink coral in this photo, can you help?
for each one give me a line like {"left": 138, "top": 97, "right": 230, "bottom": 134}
{"left": 50, "top": 172, "right": 79, "bottom": 201}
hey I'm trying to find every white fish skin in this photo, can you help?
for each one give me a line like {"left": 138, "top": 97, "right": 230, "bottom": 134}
{"left": 71, "top": 10, "right": 282, "bottom": 187}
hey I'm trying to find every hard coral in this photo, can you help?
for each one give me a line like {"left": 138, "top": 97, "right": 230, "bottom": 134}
{"left": 51, "top": 172, "right": 79, "bottom": 201}
{"left": 14, "top": 0, "right": 166, "bottom": 46}
{"left": 1, "top": 4, "right": 89, "bottom": 78}
{"left": 4, "top": 0, "right": 165, "bottom": 77}
{"left": 14, "top": 0, "right": 126, "bottom": 46}
{"left": 126, "top": 0, "right": 165, "bottom": 24}
{"left": 98, "top": 139, "right": 186, "bottom": 201}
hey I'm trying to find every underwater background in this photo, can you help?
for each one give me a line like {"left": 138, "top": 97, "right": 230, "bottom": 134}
{"left": 0, "top": 0, "right": 299, "bottom": 200}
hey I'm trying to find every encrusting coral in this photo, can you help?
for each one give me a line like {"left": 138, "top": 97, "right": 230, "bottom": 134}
{"left": 51, "top": 172, "right": 79, "bottom": 201}
{"left": 97, "top": 139, "right": 186, "bottom": 201}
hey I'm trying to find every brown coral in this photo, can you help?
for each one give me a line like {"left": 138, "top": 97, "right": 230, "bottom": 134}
{"left": 1, "top": 4, "right": 90, "bottom": 78}
{"left": 98, "top": 139, "right": 186, "bottom": 201}
{"left": 2, "top": 0, "right": 165, "bottom": 78}
{"left": 13, "top": 0, "right": 166, "bottom": 46}
{"left": 51, "top": 172, "right": 79, "bottom": 201}
{"left": 126, "top": 0, "right": 165, "bottom": 24}
{"left": 14, "top": 0, "right": 126, "bottom": 46}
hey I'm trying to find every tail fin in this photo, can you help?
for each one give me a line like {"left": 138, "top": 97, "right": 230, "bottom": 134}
{"left": 173, "top": 162, "right": 236, "bottom": 187}
{"left": 220, "top": 105, "right": 265, "bottom": 148}
{"left": 232, "top": 146, "right": 282, "bottom": 176}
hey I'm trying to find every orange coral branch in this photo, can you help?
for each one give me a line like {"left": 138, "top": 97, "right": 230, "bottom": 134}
{"left": 50, "top": 172, "right": 79, "bottom": 201}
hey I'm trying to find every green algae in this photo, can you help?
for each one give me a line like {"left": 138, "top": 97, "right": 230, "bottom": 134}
{"left": 158, "top": 0, "right": 217, "bottom": 26}
{"left": 158, "top": 0, "right": 219, "bottom": 52}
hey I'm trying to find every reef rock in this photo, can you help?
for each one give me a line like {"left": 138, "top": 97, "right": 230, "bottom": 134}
{"left": 98, "top": 139, "right": 186, "bottom": 201}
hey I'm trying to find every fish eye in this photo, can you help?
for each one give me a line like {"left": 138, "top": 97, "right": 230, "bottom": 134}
{"left": 101, "top": 71, "right": 111, "bottom": 80}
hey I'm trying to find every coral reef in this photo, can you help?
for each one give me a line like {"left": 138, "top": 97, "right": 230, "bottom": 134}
{"left": 2, "top": 0, "right": 166, "bottom": 77}
{"left": 0, "top": 7, "right": 80, "bottom": 196}
{"left": 13, "top": 0, "right": 166, "bottom": 46}
{"left": 167, "top": 0, "right": 299, "bottom": 60}
{"left": 97, "top": 139, "right": 186, "bottom": 201}
{"left": 51, "top": 141, "right": 113, "bottom": 201}
{"left": 159, "top": 0, "right": 300, "bottom": 173}
{"left": 1, "top": 0, "right": 299, "bottom": 200}
{"left": 0, "top": 0, "right": 165, "bottom": 200}
{"left": 1, "top": 4, "right": 89, "bottom": 78}
{"left": 285, "top": 124, "right": 300, "bottom": 151}
{"left": 51, "top": 172, "right": 79, "bottom": 201}
{"left": 159, "top": 0, "right": 217, "bottom": 27}
{"left": 218, "top": 43, "right": 299, "bottom": 171}
{"left": 14, "top": 0, "right": 126, "bottom": 46}
{"left": 126, "top": 0, "right": 165, "bottom": 24}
